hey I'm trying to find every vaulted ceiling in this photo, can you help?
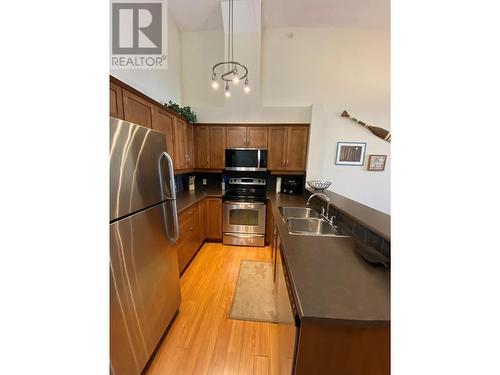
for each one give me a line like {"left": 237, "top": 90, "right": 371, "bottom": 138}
{"left": 168, "top": 0, "right": 390, "bottom": 32}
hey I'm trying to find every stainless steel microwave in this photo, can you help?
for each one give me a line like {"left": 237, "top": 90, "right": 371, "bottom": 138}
{"left": 225, "top": 148, "right": 267, "bottom": 171}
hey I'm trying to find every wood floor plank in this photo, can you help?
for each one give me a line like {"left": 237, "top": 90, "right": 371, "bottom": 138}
{"left": 146, "top": 243, "right": 278, "bottom": 375}
{"left": 254, "top": 355, "right": 270, "bottom": 375}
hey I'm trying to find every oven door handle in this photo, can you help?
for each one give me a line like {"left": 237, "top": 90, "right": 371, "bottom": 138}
{"left": 224, "top": 233, "right": 265, "bottom": 238}
{"left": 224, "top": 201, "right": 266, "bottom": 206}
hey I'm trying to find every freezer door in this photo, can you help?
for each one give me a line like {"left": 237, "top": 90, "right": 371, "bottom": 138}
{"left": 110, "top": 117, "right": 167, "bottom": 221}
{"left": 110, "top": 203, "right": 181, "bottom": 375}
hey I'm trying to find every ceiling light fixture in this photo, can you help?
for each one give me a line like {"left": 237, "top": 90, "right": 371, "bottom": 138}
{"left": 211, "top": 0, "right": 249, "bottom": 96}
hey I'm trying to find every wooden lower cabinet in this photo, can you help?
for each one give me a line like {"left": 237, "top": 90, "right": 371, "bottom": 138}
{"left": 294, "top": 321, "right": 390, "bottom": 375}
{"left": 176, "top": 204, "right": 200, "bottom": 273}
{"left": 198, "top": 198, "right": 207, "bottom": 243}
{"left": 206, "top": 198, "right": 222, "bottom": 240}
{"left": 175, "top": 197, "right": 222, "bottom": 273}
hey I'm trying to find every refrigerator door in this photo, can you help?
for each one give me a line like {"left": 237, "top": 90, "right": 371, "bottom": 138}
{"left": 110, "top": 117, "right": 167, "bottom": 221}
{"left": 110, "top": 203, "right": 181, "bottom": 375}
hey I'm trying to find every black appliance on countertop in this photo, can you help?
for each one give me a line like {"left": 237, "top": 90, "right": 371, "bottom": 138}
{"left": 281, "top": 176, "right": 304, "bottom": 195}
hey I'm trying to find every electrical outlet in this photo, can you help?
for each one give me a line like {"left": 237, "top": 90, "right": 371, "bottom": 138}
{"left": 202, "top": 178, "right": 207, "bottom": 185}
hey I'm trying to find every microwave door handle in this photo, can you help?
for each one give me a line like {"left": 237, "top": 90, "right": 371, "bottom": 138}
{"left": 158, "top": 152, "right": 179, "bottom": 243}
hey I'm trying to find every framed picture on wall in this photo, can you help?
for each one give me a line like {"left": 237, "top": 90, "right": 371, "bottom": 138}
{"left": 335, "top": 142, "right": 366, "bottom": 166}
{"left": 367, "top": 154, "right": 387, "bottom": 171}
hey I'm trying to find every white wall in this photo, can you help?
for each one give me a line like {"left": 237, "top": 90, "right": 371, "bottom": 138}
{"left": 110, "top": 12, "right": 183, "bottom": 104}
{"left": 261, "top": 27, "right": 390, "bottom": 107}
{"left": 261, "top": 27, "right": 390, "bottom": 213}
{"left": 308, "top": 104, "right": 390, "bottom": 214}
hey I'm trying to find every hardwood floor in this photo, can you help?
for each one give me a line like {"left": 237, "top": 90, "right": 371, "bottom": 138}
{"left": 146, "top": 243, "right": 279, "bottom": 375}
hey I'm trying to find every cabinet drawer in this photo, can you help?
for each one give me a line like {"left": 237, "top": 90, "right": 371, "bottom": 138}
{"left": 179, "top": 204, "right": 198, "bottom": 226}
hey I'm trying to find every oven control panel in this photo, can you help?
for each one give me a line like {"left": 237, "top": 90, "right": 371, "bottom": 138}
{"left": 228, "top": 177, "right": 266, "bottom": 186}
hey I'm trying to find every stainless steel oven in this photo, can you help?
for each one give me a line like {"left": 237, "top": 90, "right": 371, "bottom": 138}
{"left": 223, "top": 177, "right": 267, "bottom": 246}
{"left": 223, "top": 201, "right": 266, "bottom": 246}
{"left": 225, "top": 148, "right": 267, "bottom": 171}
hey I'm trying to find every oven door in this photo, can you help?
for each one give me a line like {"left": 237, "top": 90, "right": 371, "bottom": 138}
{"left": 223, "top": 201, "right": 266, "bottom": 234}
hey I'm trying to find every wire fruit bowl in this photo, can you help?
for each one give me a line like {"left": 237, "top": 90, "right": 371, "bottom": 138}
{"left": 307, "top": 180, "right": 332, "bottom": 191}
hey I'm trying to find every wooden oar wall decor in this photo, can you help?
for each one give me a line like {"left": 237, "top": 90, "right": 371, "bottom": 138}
{"left": 341, "top": 110, "right": 391, "bottom": 143}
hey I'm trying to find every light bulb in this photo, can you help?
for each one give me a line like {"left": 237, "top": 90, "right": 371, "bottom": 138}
{"left": 244, "top": 78, "right": 250, "bottom": 93}
{"left": 211, "top": 72, "right": 218, "bottom": 89}
{"left": 224, "top": 82, "right": 231, "bottom": 97}
{"left": 232, "top": 68, "right": 239, "bottom": 84}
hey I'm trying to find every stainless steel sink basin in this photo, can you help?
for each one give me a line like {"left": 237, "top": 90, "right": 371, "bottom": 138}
{"left": 279, "top": 206, "right": 321, "bottom": 222}
{"left": 287, "top": 218, "right": 351, "bottom": 238}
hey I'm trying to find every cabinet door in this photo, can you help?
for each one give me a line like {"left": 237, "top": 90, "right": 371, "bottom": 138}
{"left": 122, "top": 89, "right": 154, "bottom": 128}
{"left": 110, "top": 82, "right": 124, "bottom": 119}
{"left": 209, "top": 127, "right": 226, "bottom": 169}
{"left": 247, "top": 127, "right": 268, "bottom": 148}
{"left": 198, "top": 199, "right": 207, "bottom": 243}
{"left": 196, "top": 126, "right": 210, "bottom": 169}
{"left": 286, "top": 127, "right": 309, "bottom": 171}
{"left": 268, "top": 127, "right": 288, "bottom": 170}
{"left": 153, "top": 107, "right": 175, "bottom": 160}
{"left": 186, "top": 123, "right": 195, "bottom": 168}
{"left": 206, "top": 198, "right": 222, "bottom": 240}
{"left": 226, "top": 126, "right": 248, "bottom": 148}
{"left": 173, "top": 118, "right": 186, "bottom": 170}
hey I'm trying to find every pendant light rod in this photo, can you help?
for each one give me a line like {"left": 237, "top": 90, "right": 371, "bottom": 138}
{"left": 211, "top": 0, "right": 250, "bottom": 94}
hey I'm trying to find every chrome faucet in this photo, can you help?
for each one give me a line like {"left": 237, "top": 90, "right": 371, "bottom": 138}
{"left": 307, "top": 193, "right": 335, "bottom": 223}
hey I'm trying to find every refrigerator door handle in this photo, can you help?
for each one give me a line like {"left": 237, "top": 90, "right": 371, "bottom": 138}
{"left": 158, "top": 152, "right": 179, "bottom": 243}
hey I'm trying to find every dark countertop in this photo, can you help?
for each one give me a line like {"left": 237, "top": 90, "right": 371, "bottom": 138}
{"left": 175, "top": 187, "right": 222, "bottom": 213}
{"left": 268, "top": 192, "right": 390, "bottom": 325}
{"left": 305, "top": 187, "right": 391, "bottom": 241}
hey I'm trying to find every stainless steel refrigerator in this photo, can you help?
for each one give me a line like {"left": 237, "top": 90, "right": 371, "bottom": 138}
{"left": 109, "top": 117, "right": 180, "bottom": 375}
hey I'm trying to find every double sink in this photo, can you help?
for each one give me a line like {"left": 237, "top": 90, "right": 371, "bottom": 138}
{"left": 279, "top": 207, "right": 351, "bottom": 237}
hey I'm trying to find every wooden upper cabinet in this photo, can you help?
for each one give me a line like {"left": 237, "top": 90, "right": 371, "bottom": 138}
{"left": 226, "top": 127, "right": 247, "bottom": 148}
{"left": 225, "top": 126, "right": 268, "bottom": 148}
{"left": 268, "top": 126, "right": 309, "bottom": 171}
{"left": 174, "top": 118, "right": 187, "bottom": 170}
{"left": 209, "top": 127, "right": 226, "bottom": 169}
{"left": 196, "top": 126, "right": 210, "bottom": 169}
{"left": 196, "top": 126, "right": 225, "bottom": 169}
{"left": 268, "top": 127, "right": 288, "bottom": 170}
{"left": 247, "top": 127, "right": 268, "bottom": 148}
{"left": 110, "top": 82, "right": 124, "bottom": 119}
{"left": 186, "top": 123, "right": 195, "bottom": 169}
{"left": 122, "top": 89, "right": 154, "bottom": 128}
{"left": 152, "top": 107, "right": 175, "bottom": 159}
{"left": 286, "top": 126, "right": 309, "bottom": 170}
{"left": 173, "top": 119, "right": 195, "bottom": 171}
